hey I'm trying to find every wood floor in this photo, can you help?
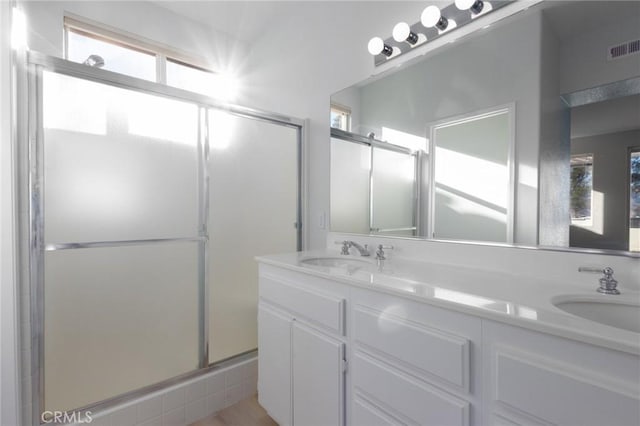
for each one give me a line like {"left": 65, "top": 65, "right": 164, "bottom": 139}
{"left": 190, "top": 394, "right": 277, "bottom": 426}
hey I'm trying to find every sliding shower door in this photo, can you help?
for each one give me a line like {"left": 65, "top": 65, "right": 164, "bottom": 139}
{"left": 32, "top": 57, "right": 303, "bottom": 417}
{"left": 40, "top": 70, "right": 204, "bottom": 412}
{"left": 371, "top": 148, "right": 417, "bottom": 236}
{"left": 208, "top": 111, "right": 299, "bottom": 363}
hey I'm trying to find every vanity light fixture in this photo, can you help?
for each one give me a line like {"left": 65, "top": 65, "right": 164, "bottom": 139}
{"left": 368, "top": 37, "right": 394, "bottom": 57}
{"left": 455, "top": 0, "right": 485, "bottom": 15}
{"left": 367, "top": 1, "right": 510, "bottom": 66}
{"left": 421, "top": 5, "right": 448, "bottom": 31}
{"left": 393, "top": 22, "right": 419, "bottom": 44}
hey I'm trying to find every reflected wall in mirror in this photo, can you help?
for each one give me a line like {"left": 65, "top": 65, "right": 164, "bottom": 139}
{"left": 330, "top": 0, "right": 640, "bottom": 254}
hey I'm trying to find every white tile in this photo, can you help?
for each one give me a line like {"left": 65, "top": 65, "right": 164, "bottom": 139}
{"left": 185, "top": 398, "right": 206, "bottom": 425}
{"left": 137, "top": 395, "right": 162, "bottom": 423}
{"left": 225, "top": 383, "right": 244, "bottom": 406}
{"left": 185, "top": 379, "right": 206, "bottom": 403}
{"left": 162, "top": 407, "right": 185, "bottom": 426}
{"left": 87, "top": 413, "right": 110, "bottom": 426}
{"left": 138, "top": 415, "right": 162, "bottom": 426}
{"left": 225, "top": 365, "right": 246, "bottom": 387}
{"left": 163, "top": 388, "right": 185, "bottom": 413}
{"left": 110, "top": 404, "right": 137, "bottom": 426}
{"left": 206, "top": 390, "right": 225, "bottom": 416}
{"left": 205, "top": 373, "right": 225, "bottom": 395}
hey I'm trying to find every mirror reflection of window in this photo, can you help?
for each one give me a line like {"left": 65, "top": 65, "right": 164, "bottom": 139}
{"left": 330, "top": 103, "right": 351, "bottom": 131}
{"left": 570, "top": 154, "right": 594, "bottom": 225}
{"left": 630, "top": 149, "right": 640, "bottom": 251}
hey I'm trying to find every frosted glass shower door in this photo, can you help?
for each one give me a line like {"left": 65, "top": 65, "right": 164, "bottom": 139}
{"left": 208, "top": 110, "right": 299, "bottom": 363}
{"left": 371, "top": 148, "right": 417, "bottom": 236}
{"left": 41, "top": 71, "right": 202, "bottom": 412}
{"left": 330, "top": 138, "right": 371, "bottom": 234}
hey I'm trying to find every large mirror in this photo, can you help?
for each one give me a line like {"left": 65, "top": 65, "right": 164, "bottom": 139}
{"left": 330, "top": 0, "right": 640, "bottom": 254}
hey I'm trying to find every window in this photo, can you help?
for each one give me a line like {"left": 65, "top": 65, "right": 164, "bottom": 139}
{"left": 64, "top": 17, "right": 237, "bottom": 100}
{"left": 570, "top": 154, "right": 593, "bottom": 223}
{"left": 66, "top": 27, "right": 156, "bottom": 81}
{"left": 166, "top": 59, "right": 237, "bottom": 100}
{"left": 330, "top": 103, "right": 351, "bottom": 131}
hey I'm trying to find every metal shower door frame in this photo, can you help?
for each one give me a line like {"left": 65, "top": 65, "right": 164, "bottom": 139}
{"left": 24, "top": 51, "right": 305, "bottom": 424}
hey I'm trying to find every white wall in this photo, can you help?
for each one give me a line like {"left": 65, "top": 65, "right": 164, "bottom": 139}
{"left": 560, "top": 12, "right": 640, "bottom": 94}
{"left": 1, "top": 0, "right": 21, "bottom": 424}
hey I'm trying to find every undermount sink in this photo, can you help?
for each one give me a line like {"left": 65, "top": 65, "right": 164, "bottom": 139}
{"left": 552, "top": 295, "right": 640, "bottom": 333}
{"left": 301, "top": 256, "right": 376, "bottom": 270}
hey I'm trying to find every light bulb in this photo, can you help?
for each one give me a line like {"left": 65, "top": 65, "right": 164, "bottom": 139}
{"left": 455, "top": 0, "right": 475, "bottom": 10}
{"left": 455, "top": 0, "right": 484, "bottom": 14}
{"left": 421, "top": 5, "right": 442, "bottom": 28}
{"left": 392, "top": 22, "right": 419, "bottom": 45}
{"left": 368, "top": 37, "right": 384, "bottom": 55}
{"left": 393, "top": 22, "right": 410, "bottom": 42}
{"left": 367, "top": 37, "right": 393, "bottom": 57}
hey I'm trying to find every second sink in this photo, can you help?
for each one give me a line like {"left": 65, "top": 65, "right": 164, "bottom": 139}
{"left": 552, "top": 295, "right": 640, "bottom": 333}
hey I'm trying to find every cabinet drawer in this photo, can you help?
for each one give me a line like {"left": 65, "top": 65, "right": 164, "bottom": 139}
{"left": 260, "top": 276, "right": 345, "bottom": 335}
{"left": 353, "top": 353, "right": 469, "bottom": 426}
{"left": 354, "top": 306, "right": 470, "bottom": 392}
{"left": 352, "top": 398, "right": 400, "bottom": 426}
{"left": 494, "top": 349, "right": 640, "bottom": 426}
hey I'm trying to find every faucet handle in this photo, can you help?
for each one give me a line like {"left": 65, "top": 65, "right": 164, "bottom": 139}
{"left": 578, "top": 266, "right": 620, "bottom": 295}
{"left": 375, "top": 244, "right": 394, "bottom": 260}
{"left": 334, "top": 240, "right": 351, "bottom": 255}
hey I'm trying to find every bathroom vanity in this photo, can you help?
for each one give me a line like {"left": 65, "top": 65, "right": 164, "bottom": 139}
{"left": 256, "top": 251, "right": 640, "bottom": 426}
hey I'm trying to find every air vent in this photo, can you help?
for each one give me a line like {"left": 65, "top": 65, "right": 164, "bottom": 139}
{"left": 608, "top": 39, "right": 640, "bottom": 60}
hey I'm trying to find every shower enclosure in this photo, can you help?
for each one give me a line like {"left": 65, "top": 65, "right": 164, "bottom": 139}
{"left": 330, "top": 128, "right": 419, "bottom": 237}
{"left": 24, "top": 52, "right": 304, "bottom": 419}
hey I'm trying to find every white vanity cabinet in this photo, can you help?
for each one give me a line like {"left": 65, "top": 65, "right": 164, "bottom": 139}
{"left": 258, "top": 265, "right": 348, "bottom": 426}
{"left": 257, "top": 259, "right": 639, "bottom": 426}
{"left": 483, "top": 321, "right": 640, "bottom": 426}
{"left": 350, "top": 288, "right": 482, "bottom": 426}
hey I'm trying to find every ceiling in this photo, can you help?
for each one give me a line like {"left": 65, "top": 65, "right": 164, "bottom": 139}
{"left": 151, "top": 1, "right": 302, "bottom": 42}
{"left": 543, "top": 0, "right": 640, "bottom": 41}
{"left": 151, "top": 1, "right": 447, "bottom": 44}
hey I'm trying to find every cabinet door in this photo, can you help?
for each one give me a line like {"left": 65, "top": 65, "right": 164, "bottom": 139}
{"left": 258, "top": 304, "right": 292, "bottom": 426}
{"left": 292, "top": 321, "right": 345, "bottom": 426}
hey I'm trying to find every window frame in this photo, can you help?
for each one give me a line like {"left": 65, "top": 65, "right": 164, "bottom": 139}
{"left": 330, "top": 102, "right": 352, "bottom": 132}
{"left": 63, "top": 15, "right": 217, "bottom": 87}
{"left": 569, "top": 153, "right": 594, "bottom": 225}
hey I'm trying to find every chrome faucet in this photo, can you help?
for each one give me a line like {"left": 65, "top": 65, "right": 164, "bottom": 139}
{"left": 578, "top": 266, "right": 620, "bottom": 295}
{"left": 335, "top": 240, "right": 370, "bottom": 256}
{"left": 349, "top": 241, "right": 370, "bottom": 256}
{"left": 375, "top": 244, "right": 394, "bottom": 261}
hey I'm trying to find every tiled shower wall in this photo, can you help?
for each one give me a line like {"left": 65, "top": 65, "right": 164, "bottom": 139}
{"left": 77, "top": 358, "right": 258, "bottom": 426}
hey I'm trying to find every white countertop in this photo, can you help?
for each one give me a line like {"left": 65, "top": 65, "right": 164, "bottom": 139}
{"left": 256, "top": 251, "right": 640, "bottom": 355}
